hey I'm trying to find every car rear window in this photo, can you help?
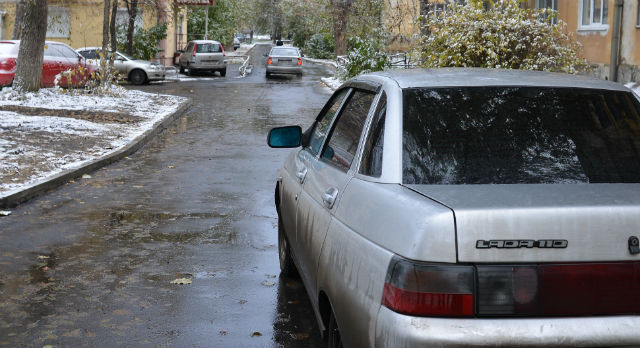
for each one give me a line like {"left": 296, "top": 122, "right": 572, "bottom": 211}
{"left": 195, "top": 43, "right": 222, "bottom": 53}
{"left": 403, "top": 87, "right": 640, "bottom": 184}
{"left": 0, "top": 42, "right": 18, "bottom": 56}
{"left": 270, "top": 48, "right": 299, "bottom": 57}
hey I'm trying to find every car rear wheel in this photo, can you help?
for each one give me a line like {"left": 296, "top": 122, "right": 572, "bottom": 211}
{"left": 186, "top": 64, "right": 193, "bottom": 76}
{"left": 266, "top": 71, "right": 271, "bottom": 78}
{"left": 220, "top": 68, "right": 226, "bottom": 77}
{"left": 179, "top": 64, "right": 185, "bottom": 74}
{"left": 129, "top": 69, "right": 147, "bottom": 85}
{"left": 278, "top": 217, "right": 298, "bottom": 277}
{"left": 327, "top": 311, "right": 342, "bottom": 348}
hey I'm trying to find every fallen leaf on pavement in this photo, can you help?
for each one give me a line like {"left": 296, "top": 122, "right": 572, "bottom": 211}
{"left": 251, "top": 331, "right": 262, "bottom": 337}
{"left": 167, "top": 165, "right": 175, "bottom": 169}
{"left": 261, "top": 280, "right": 275, "bottom": 287}
{"left": 290, "top": 333, "right": 309, "bottom": 340}
{"left": 170, "top": 278, "right": 192, "bottom": 285}
{"left": 82, "top": 174, "right": 92, "bottom": 179}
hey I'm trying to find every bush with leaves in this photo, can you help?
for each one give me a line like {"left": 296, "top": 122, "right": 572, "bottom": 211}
{"left": 117, "top": 23, "right": 168, "bottom": 60}
{"left": 414, "top": 0, "right": 587, "bottom": 73}
{"left": 304, "top": 33, "right": 335, "bottom": 59}
{"left": 340, "top": 35, "right": 391, "bottom": 79}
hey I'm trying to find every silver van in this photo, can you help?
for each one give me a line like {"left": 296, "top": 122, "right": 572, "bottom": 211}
{"left": 178, "top": 40, "right": 227, "bottom": 77}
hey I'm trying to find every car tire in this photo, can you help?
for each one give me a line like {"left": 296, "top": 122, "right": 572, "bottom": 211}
{"left": 278, "top": 217, "right": 298, "bottom": 277}
{"left": 327, "top": 311, "right": 343, "bottom": 348}
{"left": 186, "top": 64, "right": 193, "bottom": 76}
{"left": 220, "top": 68, "right": 226, "bottom": 77}
{"left": 179, "top": 64, "right": 185, "bottom": 74}
{"left": 266, "top": 71, "right": 271, "bottom": 78}
{"left": 129, "top": 69, "right": 147, "bottom": 85}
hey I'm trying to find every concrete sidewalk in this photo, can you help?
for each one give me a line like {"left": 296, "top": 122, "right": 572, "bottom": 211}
{"left": 0, "top": 92, "right": 191, "bottom": 209}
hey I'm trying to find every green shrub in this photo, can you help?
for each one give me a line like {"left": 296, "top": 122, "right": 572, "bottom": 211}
{"left": 117, "top": 23, "right": 168, "bottom": 60}
{"left": 340, "top": 35, "right": 390, "bottom": 79}
{"left": 304, "top": 33, "right": 335, "bottom": 59}
{"left": 414, "top": 0, "right": 587, "bottom": 74}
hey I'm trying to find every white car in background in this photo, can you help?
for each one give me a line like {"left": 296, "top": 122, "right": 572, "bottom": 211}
{"left": 76, "top": 47, "right": 165, "bottom": 85}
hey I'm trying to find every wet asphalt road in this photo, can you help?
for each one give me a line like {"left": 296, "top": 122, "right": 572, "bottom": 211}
{"left": 0, "top": 43, "right": 334, "bottom": 347}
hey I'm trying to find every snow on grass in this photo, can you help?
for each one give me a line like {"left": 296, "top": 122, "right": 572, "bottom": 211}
{"left": 0, "top": 87, "right": 188, "bottom": 196}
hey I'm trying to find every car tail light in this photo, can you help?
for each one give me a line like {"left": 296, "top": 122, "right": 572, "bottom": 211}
{"left": 477, "top": 262, "right": 640, "bottom": 316}
{"left": 297, "top": 57, "right": 302, "bottom": 66}
{"left": 220, "top": 44, "right": 225, "bottom": 56}
{"left": 192, "top": 44, "right": 197, "bottom": 57}
{"left": 267, "top": 57, "right": 273, "bottom": 65}
{"left": 382, "top": 257, "right": 474, "bottom": 317}
{"left": 384, "top": 257, "right": 640, "bottom": 318}
{"left": 0, "top": 58, "right": 16, "bottom": 71}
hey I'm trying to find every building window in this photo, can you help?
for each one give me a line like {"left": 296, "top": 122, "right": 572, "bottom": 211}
{"left": 536, "top": 0, "right": 558, "bottom": 24}
{"left": 636, "top": 0, "right": 640, "bottom": 27}
{"left": 47, "top": 6, "right": 70, "bottom": 38}
{"left": 580, "top": 0, "right": 609, "bottom": 29}
{"left": 116, "top": 8, "right": 143, "bottom": 32}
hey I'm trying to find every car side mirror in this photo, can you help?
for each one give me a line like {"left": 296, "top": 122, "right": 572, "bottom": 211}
{"left": 268, "top": 126, "right": 302, "bottom": 148}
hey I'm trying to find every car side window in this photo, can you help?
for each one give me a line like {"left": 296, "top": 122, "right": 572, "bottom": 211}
{"left": 306, "top": 88, "right": 349, "bottom": 156}
{"left": 322, "top": 90, "right": 376, "bottom": 172}
{"left": 359, "top": 92, "right": 386, "bottom": 177}
{"left": 58, "top": 45, "right": 79, "bottom": 59}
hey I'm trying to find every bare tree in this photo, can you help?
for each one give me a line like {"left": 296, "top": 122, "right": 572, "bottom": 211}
{"left": 125, "top": 0, "right": 139, "bottom": 55}
{"left": 331, "top": 0, "right": 352, "bottom": 56}
{"left": 110, "top": 0, "right": 118, "bottom": 59}
{"left": 102, "top": 0, "right": 111, "bottom": 54}
{"left": 13, "top": 0, "right": 47, "bottom": 92}
{"left": 12, "top": 0, "right": 26, "bottom": 39}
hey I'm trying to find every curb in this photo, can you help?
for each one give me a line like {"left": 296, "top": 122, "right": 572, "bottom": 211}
{"left": 0, "top": 99, "right": 193, "bottom": 209}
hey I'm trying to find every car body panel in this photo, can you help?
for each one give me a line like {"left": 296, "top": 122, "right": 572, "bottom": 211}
{"left": 0, "top": 41, "right": 95, "bottom": 88}
{"left": 375, "top": 306, "right": 640, "bottom": 347}
{"left": 178, "top": 40, "right": 227, "bottom": 73}
{"left": 407, "top": 184, "right": 640, "bottom": 262}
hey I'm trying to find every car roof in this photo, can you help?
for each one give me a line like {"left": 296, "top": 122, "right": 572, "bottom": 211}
{"left": 189, "top": 40, "right": 221, "bottom": 44}
{"left": 357, "top": 68, "right": 629, "bottom": 92}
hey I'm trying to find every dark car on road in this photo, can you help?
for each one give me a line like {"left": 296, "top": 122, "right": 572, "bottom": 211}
{"left": 268, "top": 68, "right": 640, "bottom": 347}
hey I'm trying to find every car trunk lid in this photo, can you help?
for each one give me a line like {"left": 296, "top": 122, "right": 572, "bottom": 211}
{"left": 406, "top": 184, "right": 640, "bottom": 263}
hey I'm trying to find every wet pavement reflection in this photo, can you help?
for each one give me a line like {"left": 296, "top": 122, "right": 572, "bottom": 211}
{"left": 0, "top": 43, "right": 333, "bottom": 347}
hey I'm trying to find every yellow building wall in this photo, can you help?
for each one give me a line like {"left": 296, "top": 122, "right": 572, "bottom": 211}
{"left": 0, "top": 0, "right": 187, "bottom": 66}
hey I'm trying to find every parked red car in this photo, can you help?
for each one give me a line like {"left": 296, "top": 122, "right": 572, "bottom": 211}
{"left": 0, "top": 40, "right": 96, "bottom": 88}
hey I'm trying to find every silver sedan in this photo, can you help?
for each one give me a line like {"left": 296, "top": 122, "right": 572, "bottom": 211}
{"left": 265, "top": 46, "right": 303, "bottom": 77}
{"left": 76, "top": 47, "right": 165, "bottom": 85}
{"left": 267, "top": 68, "right": 640, "bottom": 347}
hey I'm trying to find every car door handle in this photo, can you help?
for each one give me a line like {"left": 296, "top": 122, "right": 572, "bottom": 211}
{"left": 322, "top": 187, "right": 339, "bottom": 209}
{"left": 296, "top": 167, "right": 307, "bottom": 184}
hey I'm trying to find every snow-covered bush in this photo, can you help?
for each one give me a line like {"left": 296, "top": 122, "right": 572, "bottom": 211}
{"left": 340, "top": 35, "right": 391, "bottom": 79}
{"left": 414, "top": 0, "right": 587, "bottom": 73}
{"left": 304, "top": 33, "right": 335, "bottom": 59}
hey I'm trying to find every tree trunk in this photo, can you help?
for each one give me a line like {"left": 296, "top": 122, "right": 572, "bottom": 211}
{"left": 126, "top": 0, "right": 138, "bottom": 56}
{"left": 14, "top": 0, "right": 47, "bottom": 92}
{"left": 102, "top": 0, "right": 111, "bottom": 54}
{"left": 331, "top": 0, "right": 351, "bottom": 56}
{"left": 12, "top": 0, "right": 26, "bottom": 39}
{"left": 109, "top": 0, "right": 118, "bottom": 70}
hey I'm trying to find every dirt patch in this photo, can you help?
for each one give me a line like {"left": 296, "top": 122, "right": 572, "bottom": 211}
{"left": 0, "top": 105, "right": 144, "bottom": 124}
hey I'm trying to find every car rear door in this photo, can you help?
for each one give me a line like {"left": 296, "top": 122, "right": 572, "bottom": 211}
{"left": 296, "top": 88, "right": 378, "bottom": 306}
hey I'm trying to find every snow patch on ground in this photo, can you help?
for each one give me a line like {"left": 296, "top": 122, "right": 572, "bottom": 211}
{"left": 0, "top": 87, "right": 188, "bottom": 196}
{"left": 321, "top": 77, "right": 342, "bottom": 91}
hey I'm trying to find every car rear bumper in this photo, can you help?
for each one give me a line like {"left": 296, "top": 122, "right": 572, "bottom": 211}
{"left": 266, "top": 65, "right": 302, "bottom": 75}
{"left": 376, "top": 306, "right": 640, "bottom": 347}
{"left": 190, "top": 62, "right": 227, "bottom": 71}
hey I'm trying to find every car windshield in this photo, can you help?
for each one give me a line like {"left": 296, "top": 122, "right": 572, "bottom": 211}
{"left": 0, "top": 42, "right": 18, "bottom": 56}
{"left": 270, "top": 48, "right": 299, "bottom": 57}
{"left": 196, "top": 43, "right": 222, "bottom": 53}
{"left": 117, "top": 51, "right": 135, "bottom": 60}
{"left": 403, "top": 87, "right": 640, "bottom": 184}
